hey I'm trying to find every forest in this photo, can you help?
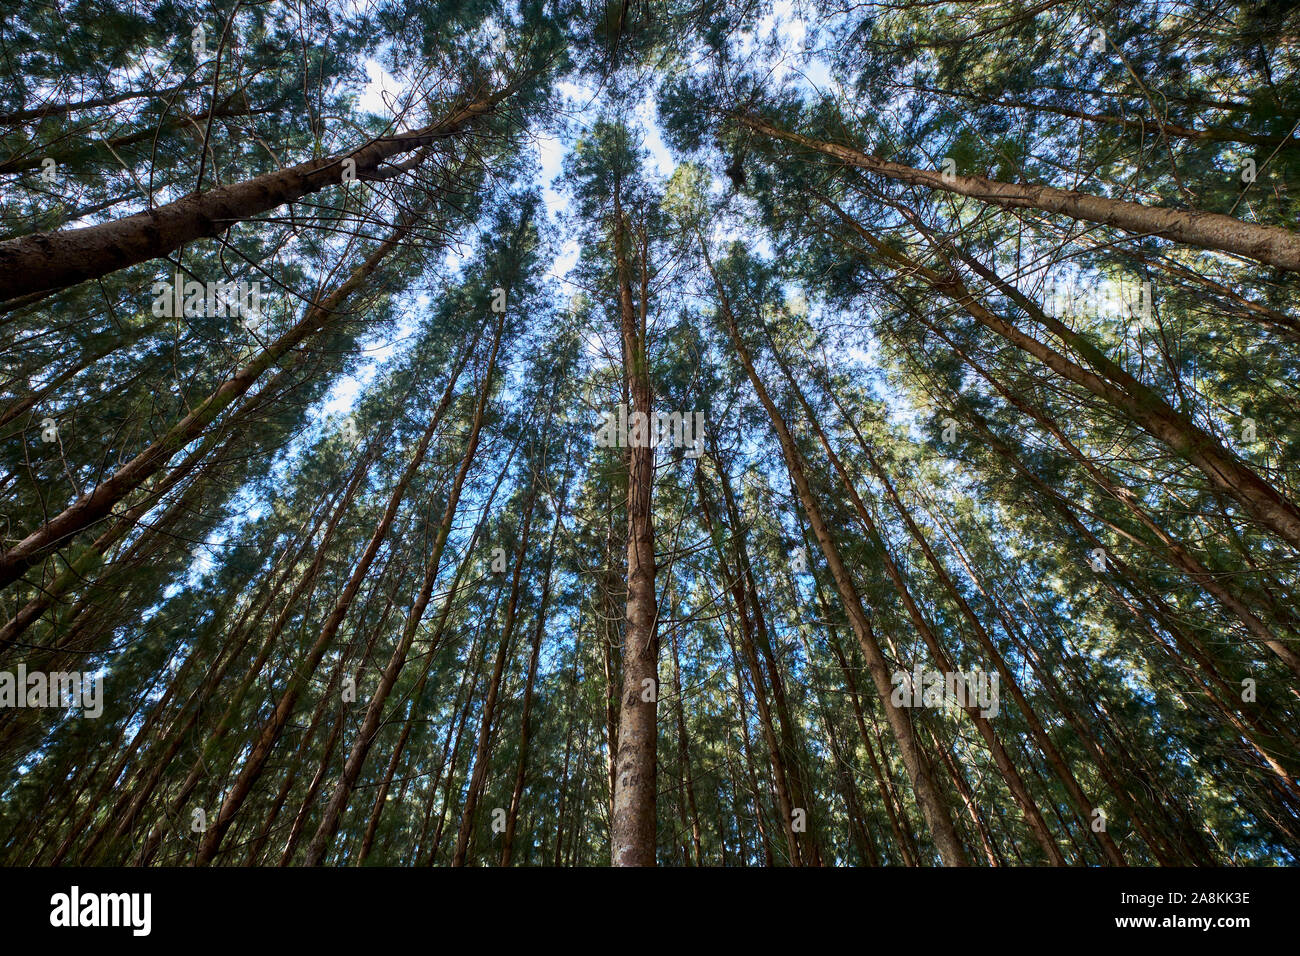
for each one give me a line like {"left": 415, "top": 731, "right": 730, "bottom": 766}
{"left": 0, "top": 0, "right": 1297, "bottom": 869}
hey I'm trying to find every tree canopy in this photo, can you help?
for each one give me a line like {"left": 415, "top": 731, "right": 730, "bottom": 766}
{"left": 0, "top": 0, "right": 1297, "bottom": 868}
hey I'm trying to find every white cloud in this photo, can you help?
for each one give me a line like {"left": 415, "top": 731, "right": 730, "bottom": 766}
{"left": 358, "top": 58, "right": 407, "bottom": 117}
{"left": 636, "top": 93, "right": 675, "bottom": 178}
{"left": 550, "top": 238, "right": 581, "bottom": 283}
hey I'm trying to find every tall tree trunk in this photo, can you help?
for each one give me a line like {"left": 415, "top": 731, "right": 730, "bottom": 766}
{"left": 669, "top": 620, "right": 703, "bottom": 866}
{"left": 741, "top": 116, "right": 1300, "bottom": 272}
{"left": 0, "top": 220, "right": 415, "bottom": 591}
{"left": 811, "top": 365, "right": 1129, "bottom": 863}
{"left": 301, "top": 313, "right": 504, "bottom": 865}
{"left": 701, "top": 235, "right": 967, "bottom": 866}
{"left": 0, "top": 96, "right": 501, "bottom": 300}
{"left": 451, "top": 471, "right": 540, "bottom": 865}
{"left": 192, "top": 315, "right": 480, "bottom": 865}
{"left": 768, "top": 337, "right": 1065, "bottom": 864}
{"left": 817, "top": 193, "right": 1300, "bottom": 552}
{"left": 695, "top": 464, "right": 804, "bottom": 864}
{"left": 610, "top": 196, "right": 659, "bottom": 867}
{"left": 501, "top": 490, "right": 566, "bottom": 865}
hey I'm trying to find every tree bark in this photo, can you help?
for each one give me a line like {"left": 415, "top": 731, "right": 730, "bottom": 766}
{"left": 609, "top": 196, "right": 659, "bottom": 867}
{"left": 741, "top": 116, "right": 1300, "bottom": 272}
{"left": 701, "top": 235, "right": 967, "bottom": 866}
{"left": 0, "top": 95, "right": 500, "bottom": 300}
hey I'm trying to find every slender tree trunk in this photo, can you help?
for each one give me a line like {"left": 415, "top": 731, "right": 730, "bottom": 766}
{"left": 818, "top": 194, "right": 1300, "bottom": 552}
{"left": 192, "top": 316, "right": 479, "bottom": 865}
{"left": 0, "top": 96, "right": 501, "bottom": 300}
{"left": 769, "top": 340, "right": 1065, "bottom": 864}
{"left": 696, "top": 465, "right": 804, "bottom": 864}
{"left": 742, "top": 116, "right": 1300, "bottom": 272}
{"left": 501, "top": 491, "right": 566, "bottom": 865}
{"left": 669, "top": 623, "right": 703, "bottom": 866}
{"left": 356, "top": 439, "right": 520, "bottom": 865}
{"left": 0, "top": 220, "right": 414, "bottom": 591}
{"left": 301, "top": 313, "right": 504, "bottom": 865}
{"left": 701, "top": 235, "right": 967, "bottom": 865}
{"left": 451, "top": 473, "right": 540, "bottom": 865}
{"left": 609, "top": 196, "right": 659, "bottom": 867}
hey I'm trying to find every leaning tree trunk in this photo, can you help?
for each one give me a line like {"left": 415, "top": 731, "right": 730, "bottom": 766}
{"left": 0, "top": 219, "right": 413, "bottom": 592}
{"left": 768, "top": 337, "right": 1066, "bottom": 864}
{"left": 192, "top": 317, "right": 478, "bottom": 865}
{"left": 818, "top": 195, "right": 1300, "bottom": 554}
{"left": 740, "top": 116, "right": 1300, "bottom": 273}
{"left": 695, "top": 465, "right": 805, "bottom": 865}
{"left": 0, "top": 94, "right": 502, "bottom": 300}
{"left": 301, "top": 312, "right": 504, "bottom": 866}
